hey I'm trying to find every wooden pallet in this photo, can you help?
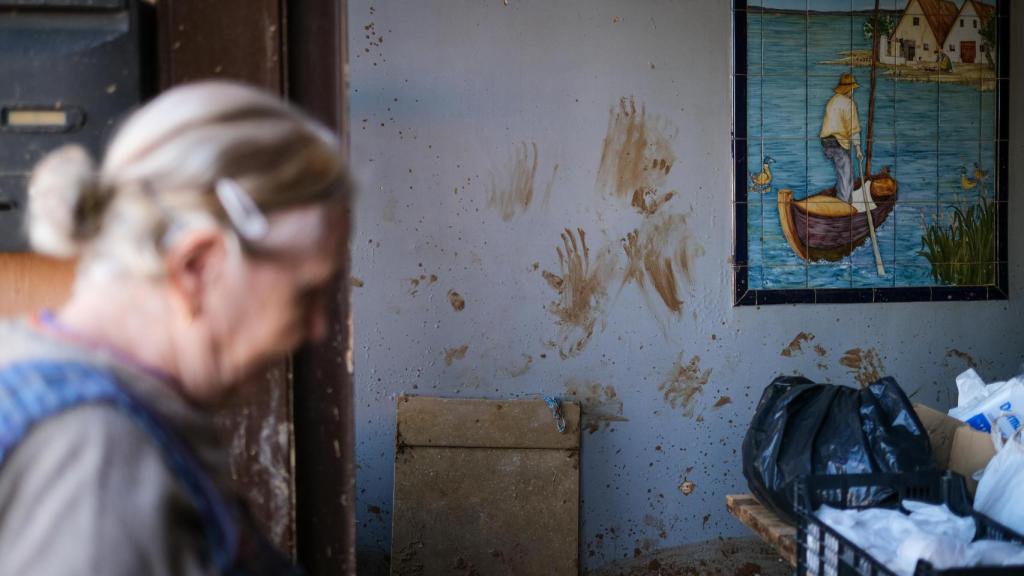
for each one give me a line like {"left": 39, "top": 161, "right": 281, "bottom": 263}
{"left": 725, "top": 494, "right": 797, "bottom": 566}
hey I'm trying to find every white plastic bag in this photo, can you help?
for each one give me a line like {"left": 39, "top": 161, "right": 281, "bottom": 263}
{"left": 973, "top": 415, "right": 1024, "bottom": 534}
{"left": 948, "top": 370, "right": 1024, "bottom": 436}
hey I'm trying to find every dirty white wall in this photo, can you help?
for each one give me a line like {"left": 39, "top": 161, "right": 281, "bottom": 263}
{"left": 349, "top": 1, "right": 1024, "bottom": 573}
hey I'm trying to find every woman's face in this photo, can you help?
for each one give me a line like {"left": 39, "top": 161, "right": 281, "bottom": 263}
{"left": 204, "top": 203, "right": 346, "bottom": 391}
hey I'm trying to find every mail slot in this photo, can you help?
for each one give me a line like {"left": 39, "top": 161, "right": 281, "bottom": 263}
{"left": 0, "top": 0, "right": 154, "bottom": 250}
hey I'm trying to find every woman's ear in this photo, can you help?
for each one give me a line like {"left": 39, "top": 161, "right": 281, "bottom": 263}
{"left": 164, "top": 229, "right": 229, "bottom": 319}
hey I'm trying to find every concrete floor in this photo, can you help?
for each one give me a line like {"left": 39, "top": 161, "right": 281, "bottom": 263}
{"left": 589, "top": 537, "right": 791, "bottom": 576}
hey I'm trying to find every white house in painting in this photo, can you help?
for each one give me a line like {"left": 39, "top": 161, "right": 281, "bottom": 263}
{"left": 883, "top": 0, "right": 959, "bottom": 65}
{"left": 944, "top": 0, "right": 995, "bottom": 64}
{"left": 880, "top": 0, "right": 995, "bottom": 66}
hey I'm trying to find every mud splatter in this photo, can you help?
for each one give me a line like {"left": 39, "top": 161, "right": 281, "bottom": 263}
{"left": 542, "top": 228, "right": 615, "bottom": 359}
{"left": 447, "top": 290, "right": 465, "bottom": 311}
{"left": 444, "top": 345, "right": 469, "bottom": 366}
{"left": 487, "top": 141, "right": 539, "bottom": 221}
{"left": 678, "top": 479, "right": 696, "bottom": 496}
{"left": 781, "top": 332, "right": 815, "bottom": 357}
{"left": 597, "top": 96, "right": 678, "bottom": 215}
{"left": 620, "top": 213, "right": 700, "bottom": 316}
{"left": 840, "top": 347, "right": 885, "bottom": 388}
{"left": 945, "top": 348, "right": 977, "bottom": 368}
{"left": 713, "top": 396, "right": 732, "bottom": 409}
{"left": 564, "top": 380, "right": 627, "bottom": 433}
{"left": 502, "top": 354, "right": 533, "bottom": 378}
{"left": 814, "top": 344, "right": 828, "bottom": 357}
{"left": 631, "top": 188, "right": 675, "bottom": 215}
{"left": 659, "top": 355, "right": 712, "bottom": 417}
{"left": 541, "top": 164, "right": 559, "bottom": 208}
{"left": 351, "top": 277, "right": 365, "bottom": 288}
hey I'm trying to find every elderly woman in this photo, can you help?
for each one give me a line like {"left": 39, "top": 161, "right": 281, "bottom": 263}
{"left": 0, "top": 81, "right": 350, "bottom": 575}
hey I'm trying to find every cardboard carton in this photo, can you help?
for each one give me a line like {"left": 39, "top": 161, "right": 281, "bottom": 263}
{"left": 914, "top": 403, "right": 996, "bottom": 494}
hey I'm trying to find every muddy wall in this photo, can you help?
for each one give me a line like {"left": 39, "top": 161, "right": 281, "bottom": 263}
{"left": 348, "top": 1, "right": 1024, "bottom": 573}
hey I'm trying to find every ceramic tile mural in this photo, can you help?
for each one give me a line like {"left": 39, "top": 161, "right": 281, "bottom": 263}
{"left": 733, "top": 0, "right": 1009, "bottom": 305}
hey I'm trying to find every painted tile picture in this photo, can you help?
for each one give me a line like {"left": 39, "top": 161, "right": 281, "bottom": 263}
{"left": 734, "top": 0, "right": 1009, "bottom": 305}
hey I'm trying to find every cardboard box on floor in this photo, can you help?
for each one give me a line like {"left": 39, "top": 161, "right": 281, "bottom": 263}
{"left": 914, "top": 403, "right": 996, "bottom": 494}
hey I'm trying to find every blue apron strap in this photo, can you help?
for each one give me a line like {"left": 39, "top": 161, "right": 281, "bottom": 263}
{"left": 0, "top": 360, "right": 238, "bottom": 573}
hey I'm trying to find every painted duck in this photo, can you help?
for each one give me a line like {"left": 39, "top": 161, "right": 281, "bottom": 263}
{"left": 960, "top": 165, "right": 978, "bottom": 191}
{"left": 750, "top": 156, "right": 774, "bottom": 193}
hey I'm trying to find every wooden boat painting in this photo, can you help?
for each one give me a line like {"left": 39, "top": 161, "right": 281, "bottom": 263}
{"left": 777, "top": 170, "right": 897, "bottom": 262}
{"left": 775, "top": 0, "right": 897, "bottom": 268}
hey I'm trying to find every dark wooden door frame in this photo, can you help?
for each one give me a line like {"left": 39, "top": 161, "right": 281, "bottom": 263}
{"left": 158, "top": 1, "right": 354, "bottom": 573}
{"left": 286, "top": 1, "right": 356, "bottom": 575}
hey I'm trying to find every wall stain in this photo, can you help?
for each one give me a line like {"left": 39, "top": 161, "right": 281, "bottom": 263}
{"left": 447, "top": 289, "right": 466, "bottom": 311}
{"left": 542, "top": 228, "right": 615, "bottom": 359}
{"left": 814, "top": 344, "right": 828, "bottom": 357}
{"left": 620, "top": 213, "right": 699, "bottom": 316}
{"left": 659, "top": 355, "right": 712, "bottom": 417}
{"left": 840, "top": 347, "right": 885, "bottom": 388}
{"left": 597, "top": 96, "right": 678, "bottom": 215}
{"left": 541, "top": 163, "right": 560, "bottom": 208}
{"left": 678, "top": 479, "right": 696, "bottom": 496}
{"left": 444, "top": 345, "right": 469, "bottom": 366}
{"left": 502, "top": 354, "right": 533, "bottom": 378}
{"left": 487, "top": 141, "right": 539, "bottom": 221}
{"left": 781, "top": 332, "right": 815, "bottom": 357}
{"left": 351, "top": 277, "right": 365, "bottom": 288}
{"left": 564, "top": 380, "right": 628, "bottom": 433}
{"left": 945, "top": 348, "right": 977, "bottom": 368}
{"left": 713, "top": 396, "right": 732, "bottom": 409}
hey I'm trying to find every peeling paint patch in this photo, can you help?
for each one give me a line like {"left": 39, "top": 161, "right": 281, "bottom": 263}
{"left": 447, "top": 290, "right": 466, "bottom": 311}
{"left": 444, "top": 345, "right": 469, "bottom": 366}
{"left": 840, "top": 347, "right": 885, "bottom": 388}
{"left": 487, "top": 141, "right": 539, "bottom": 221}
{"left": 564, "top": 380, "right": 627, "bottom": 433}
{"left": 542, "top": 228, "right": 615, "bottom": 359}
{"left": 659, "top": 355, "right": 712, "bottom": 417}
{"left": 781, "top": 332, "right": 815, "bottom": 357}
{"left": 945, "top": 348, "right": 977, "bottom": 368}
{"left": 597, "top": 96, "right": 678, "bottom": 216}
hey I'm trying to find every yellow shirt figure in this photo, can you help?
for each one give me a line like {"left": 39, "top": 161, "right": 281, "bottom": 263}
{"left": 820, "top": 91, "right": 861, "bottom": 150}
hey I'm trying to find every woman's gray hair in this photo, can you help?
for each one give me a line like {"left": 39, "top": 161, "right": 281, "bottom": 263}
{"left": 27, "top": 80, "right": 350, "bottom": 279}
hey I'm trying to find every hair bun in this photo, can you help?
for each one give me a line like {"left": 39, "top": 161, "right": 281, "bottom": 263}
{"left": 27, "top": 144, "right": 102, "bottom": 258}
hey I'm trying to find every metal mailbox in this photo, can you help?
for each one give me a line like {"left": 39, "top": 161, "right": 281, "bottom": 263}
{"left": 0, "top": 0, "right": 153, "bottom": 250}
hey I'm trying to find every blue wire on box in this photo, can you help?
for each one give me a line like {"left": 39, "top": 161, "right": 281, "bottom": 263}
{"left": 543, "top": 396, "right": 566, "bottom": 434}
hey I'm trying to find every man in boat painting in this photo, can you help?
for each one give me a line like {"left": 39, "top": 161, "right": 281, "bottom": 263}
{"left": 819, "top": 73, "right": 863, "bottom": 204}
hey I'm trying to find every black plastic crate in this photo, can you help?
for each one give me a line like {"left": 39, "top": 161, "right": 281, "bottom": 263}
{"left": 794, "top": 471, "right": 1024, "bottom": 576}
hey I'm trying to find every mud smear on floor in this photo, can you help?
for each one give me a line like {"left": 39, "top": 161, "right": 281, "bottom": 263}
{"left": 542, "top": 227, "right": 616, "bottom": 359}
{"left": 659, "top": 355, "right": 712, "bottom": 417}
{"left": 444, "top": 345, "right": 469, "bottom": 366}
{"left": 597, "top": 96, "right": 678, "bottom": 215}
{"left": 487, "top": 141, "right": 539, "bottom": 221}
{"left": 564, "top": 380, "right": 627, "bottom": 433}
{"left": 781, "top": 332, "right": 815, "bottom": 357}
{"left": 840, "top": 347, "right": 885, "bottom": 387}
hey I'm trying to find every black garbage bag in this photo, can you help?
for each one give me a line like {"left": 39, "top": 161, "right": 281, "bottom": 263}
{"left": 742, "top": 375, "right": 935, "bottom": 523}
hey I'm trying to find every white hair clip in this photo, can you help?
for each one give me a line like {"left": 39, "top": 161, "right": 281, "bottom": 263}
{"left": 215, "top": 178, "right": 269, "bottom": 241}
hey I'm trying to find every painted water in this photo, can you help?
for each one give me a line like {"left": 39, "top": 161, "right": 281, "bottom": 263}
{"left": 744, "top": 10, "right": 998, "bottom": 289}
